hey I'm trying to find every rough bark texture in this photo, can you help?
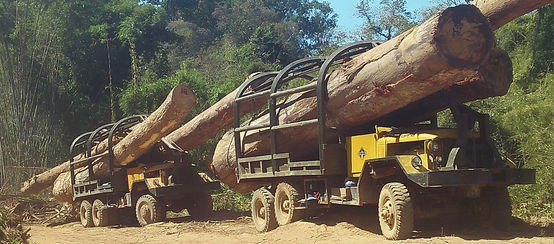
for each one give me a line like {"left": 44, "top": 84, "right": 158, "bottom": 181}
{"left": 474, "top": 0, "right": 554, "bottom": 30}
{"left": 375, "top": 48, "right": 512, "bottom": 125}
{"left": 40, "top": 85, "right": 195, "bottom": 202}
{"left": 19, "top": 128, "right": 129, "bottom": 195}
{"left": 164, "top": 73, "right": 269, "bottom": 151}
{"left": 113, "top": 85, "right": 197, "bottom": 166}
{"left": 211, "top": 5, "right": 498, "bottom": 192}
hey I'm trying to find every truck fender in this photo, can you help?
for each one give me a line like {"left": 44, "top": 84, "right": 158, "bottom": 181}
{"left": 357, "top": 157, "right": 402, "bottom": 204}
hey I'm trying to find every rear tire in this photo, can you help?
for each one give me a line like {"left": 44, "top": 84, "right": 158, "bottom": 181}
{"left": 135, "top": 194, "right": 166, "bottom": 226}
{"left": 251, "top": 188, "right": 277, "bottom": 232}
{"left": 79, "top": 200, "right": 94, "bottom": 227}
{"left": 274, "top": 182, "right": 303, "bottom": 226}
{"left": 92, "top": 199, "right": 110, "bottom": 227}
{"left": 378, "top": 182, "right": 414, "bottom": 240}
{"left": 188, "top": 192, "right": 213, "bottom": 219}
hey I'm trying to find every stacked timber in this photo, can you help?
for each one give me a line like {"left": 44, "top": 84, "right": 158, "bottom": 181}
{"left": 209, "top": 4, "right": 514, "bottom": 192}
{"left": 19, "top": 0, "right": 553, "bottom": 201}
{"left": 20, "top": 85, "right": 196, "bottom": 202}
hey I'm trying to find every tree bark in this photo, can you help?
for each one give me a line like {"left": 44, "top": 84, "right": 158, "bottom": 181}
{"left": 474, "top": 0, "right": 553, "bottom": 30}
{"left": 211, "top": 5, "right": 499, "bottom": 193}
{"left": 21, "top": 85, "right": 196, "bottom": 199}
{"left": 375, "top": 48, "right": 512, "bottom": 125}
{"left": 19, "top": 132, "right": 128, "bottom": 195}
{"left": 164, "top": 73, "right": 269, "bottom": 151}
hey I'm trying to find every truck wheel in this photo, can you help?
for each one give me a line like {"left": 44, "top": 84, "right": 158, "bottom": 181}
{"left": 92, "top": 199, "right": 110, "bottom": 227}
{"left": 274, "top": 182, "right": 303, "bottom": 226}
{"left": 251, "top": 188, "right": 277, "bottom": 232}
{"left": 479, "top": 186, "right": 512, "bottom": 230}
{"left": 188, "top": 192, "right": 213, "bottom": 219}
{"left": 135, "top": 194, "right": 166, "bottom": 226}
{"left": 79, "top": 200, "right": 94, "bottom": 227}
{"left": 378, "top": 182, "right": 414, "bottom": 240}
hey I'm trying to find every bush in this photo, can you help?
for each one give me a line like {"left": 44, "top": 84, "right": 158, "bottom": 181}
{"left": 211, "top": 185, "right": 251, "bottom": 212}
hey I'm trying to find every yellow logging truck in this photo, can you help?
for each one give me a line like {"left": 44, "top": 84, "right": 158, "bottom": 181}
{"left": 232, "top": 41, "right": 535, "bottom": 240}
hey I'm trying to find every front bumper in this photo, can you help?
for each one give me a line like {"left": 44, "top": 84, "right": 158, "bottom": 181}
{"left": 406, "top": 168, "right": 535, "bottom": 187}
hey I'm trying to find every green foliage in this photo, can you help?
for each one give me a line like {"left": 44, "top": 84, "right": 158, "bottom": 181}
{"left": 464, "top": 5, "right": 554, "bottom": 221}
{"left": 356, "top": 0, "right": 416, "bottom": 40}
{"left": 212, "top": 184, "right": 252, "bottom": 212}
{"left": 119, "top": 66, "right": 209, "bottom": 115}
{"left": 0, "top": 210, "right": 29, "bottom": 243}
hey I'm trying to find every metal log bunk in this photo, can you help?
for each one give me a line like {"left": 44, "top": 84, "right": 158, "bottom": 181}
{"left": 69, "top": 115, "right": 146, "bottom": 200}
{"left": 233, "top": 41, "right": 381, "bottom": 181}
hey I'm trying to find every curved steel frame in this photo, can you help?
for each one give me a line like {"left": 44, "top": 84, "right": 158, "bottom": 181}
{"left": 232, "top": 41, "right": 381, "bottom": 180}
{"left": 68, "top": 115, "right": 146, "bottom": 188}
{"left": 316, "top": 41, "right": 380, "bottom": 171}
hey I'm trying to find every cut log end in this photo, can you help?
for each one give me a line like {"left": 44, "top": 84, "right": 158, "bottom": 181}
{"left": 435, "top": 5, "right": 494, "bottom": 68}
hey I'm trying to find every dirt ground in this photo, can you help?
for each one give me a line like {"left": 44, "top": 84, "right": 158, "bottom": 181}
{"left": 26, "top": 206, "right": 553, "bottom": 244}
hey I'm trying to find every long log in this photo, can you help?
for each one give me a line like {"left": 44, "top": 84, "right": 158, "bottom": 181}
{"left": 375, "top": 47, "right": 512, "bottom": 125}
{"left": 19, "top": 133, "right": 127, "bottom": 195}
{"left": 164, "top": 73, "right": 269, "bottom": 151}
{"left": 211, "top": 5, "right": 500, "bottom": 192}
{"left": 52, "top": 85, "right": 196, "bottom": 202}
{"left": 474, "top": 0, "right": 553, "bottom": 30}
{"left": 23, "top": 85, "right": 196, "bottom": 201}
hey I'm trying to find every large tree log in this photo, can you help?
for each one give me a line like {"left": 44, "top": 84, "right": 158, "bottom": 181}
{"left": 53, "top": 85, "right": 196, "bottom": 202}
{"left": 164, "top": 73, "right": 269, "bottom": 151}
{"left": 211, "top": 5, "right": 501, "bottom": 192}
{"left": 375, "top": 47, "right": 512, "bottom": 125}
{"left": 19, "top": 133, "right": 127, "bottom": 195}
{"left": 474, "top": 0, "right": 553, "bottom": 30}
{"left": 23, "top": 85, "right": 196, "bottom": 200}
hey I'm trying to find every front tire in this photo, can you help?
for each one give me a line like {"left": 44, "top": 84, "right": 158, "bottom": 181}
{"left": 92, "top": 199, "right": 110, "bottom": 227}
{"left": 251, "top": 188, "right": 277, "bottom": 232}
{"left": 79, "top": 200, "right": 94, "bottom": 227}
{"left": 378, "top": 182, "right": 414, "bottom": 240}
{"left": 274, "top": 182, "right": 303, "bottom": 226}
{"left": 135, "top": 194, "right": 166, "bottom": 226}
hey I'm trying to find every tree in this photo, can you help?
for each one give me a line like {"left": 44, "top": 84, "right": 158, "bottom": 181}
{"left": 356, "top": 0, "right": 416, "bottom": 40}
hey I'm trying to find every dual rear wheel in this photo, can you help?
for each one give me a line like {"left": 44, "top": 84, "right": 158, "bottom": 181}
{"left": 251, "top": 182, "right": 303, "bottom": 232}
{"left": 79, "top": 199, "right": 111, "bottom": 227}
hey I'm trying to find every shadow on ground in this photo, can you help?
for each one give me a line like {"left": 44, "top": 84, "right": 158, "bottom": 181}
{"left": 302, "top": 205, "right": 553, "bottom": 240}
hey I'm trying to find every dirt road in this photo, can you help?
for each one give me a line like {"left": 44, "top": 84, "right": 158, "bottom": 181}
{"left": 27, "top": 207, "right": 552, "bottom": 244}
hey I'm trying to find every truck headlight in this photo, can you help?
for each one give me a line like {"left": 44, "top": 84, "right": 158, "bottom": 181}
{"left": 429, "top": 141, "right": 439, "bottom": 152}
{"left": 411, "top": 156, "right": 423, "bottom": 168}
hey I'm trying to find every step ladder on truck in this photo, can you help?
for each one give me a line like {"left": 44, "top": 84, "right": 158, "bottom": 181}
{"left": 232, "top": 40, "right": 536, "bottom": 240}
{"left": 69, "top": 115, "right": 220, "bottom": 227}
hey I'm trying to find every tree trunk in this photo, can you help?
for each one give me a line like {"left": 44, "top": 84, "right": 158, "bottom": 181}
{"left": 21, "top": 85, "right": 196, "bottom": 198}
{"left": 19, "top": 132, "right": 128, "bottom": 195}
{"left": 52, "top": 85, "right": 196, "bottom": 202}
{"left": 210, "top": 5, "right": 500, "bottom": 193}
{"left": 474, "top": 0, "right": 553, "bottom": 30}
{"left": 375, "top": 48, "right": 512, "bottom": 125}
{"left": 164, "top": 73, "right": 270, "bottom": 151}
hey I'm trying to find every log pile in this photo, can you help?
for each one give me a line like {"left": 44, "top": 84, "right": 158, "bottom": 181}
{"left": 19, "top": 0, "right": 553, "bottom": 201}
{"left": 20, "top": 85, "right": 196, "bottom": 202}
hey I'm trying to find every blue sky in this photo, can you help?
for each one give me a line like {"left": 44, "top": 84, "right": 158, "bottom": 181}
{"left": 327, "top": 0, "right": 435, "bottom": 32}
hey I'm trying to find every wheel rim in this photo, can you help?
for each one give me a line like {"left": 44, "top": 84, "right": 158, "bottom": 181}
{"left": 80, "top": 206, "right": 87, "bottom": 225}
{"left": 138, "top": 202, "right": 153, "bottom": 224}
{"left": 254, "top": 199, "right": 265, "bottom": 223}
{"left": 380, "top": 196, "right": 395, "bottom": 230}
{"left": 277, "top": 191, "right": 291, "bottom": 216}
{"left": 93, "top": 206, "right": 99, "bottom": 220}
